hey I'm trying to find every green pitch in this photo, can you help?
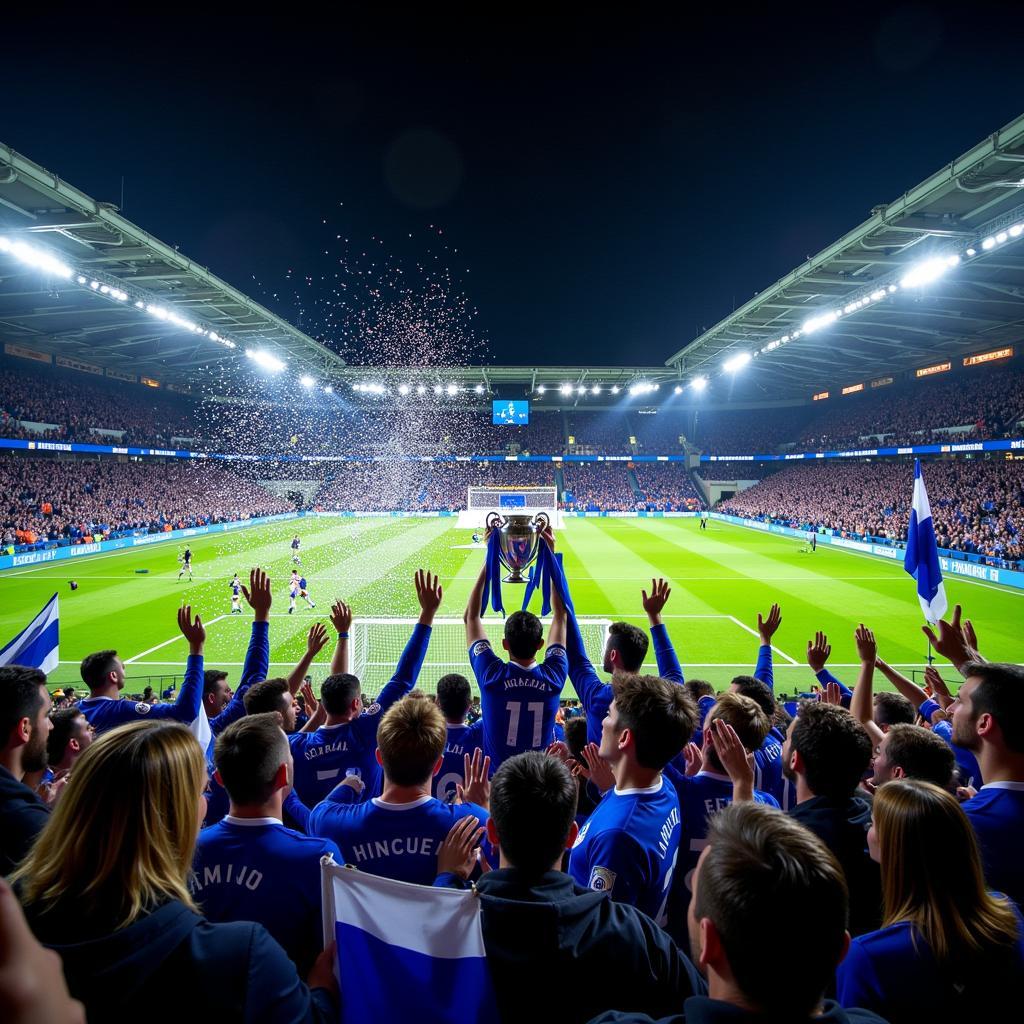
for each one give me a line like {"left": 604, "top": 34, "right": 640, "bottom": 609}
{"left": 1, "top": 517, "right": 1019, "bottom": 696}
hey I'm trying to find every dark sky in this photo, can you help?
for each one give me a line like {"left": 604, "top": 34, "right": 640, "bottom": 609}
{"left": 3, "top": 6, "right": 1024, "bottom": 368}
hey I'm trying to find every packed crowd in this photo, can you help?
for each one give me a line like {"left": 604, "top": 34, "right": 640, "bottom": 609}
{"left": 0, "top": 458, "right": 291, "bottom": 548}
{"left": 633, "top": 464, "right": 705, "bottom": 510}
{"left": 719, "top": 459, "right": 1024, "bottom": 567}
{"left": 2, "top": 551, "right": 1021, "bottom": 1023}
{"left": 567, "top": 412, "right": 634, "bottom": 453}
{"left": 561, "top": 463, "right": 637, "bottom": 511}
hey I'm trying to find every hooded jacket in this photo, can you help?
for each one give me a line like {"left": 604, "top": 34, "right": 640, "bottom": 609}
{"left": 437, "top": 868, "right": 705, "bottom": 1024}
{"left": 23, "top": 897, "right": 335, "bottom": 1024}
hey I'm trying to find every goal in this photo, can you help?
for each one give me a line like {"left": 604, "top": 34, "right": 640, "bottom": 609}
{"left": 458, "top": 485, "right": 562, "bottom": 529}
{"left": 351, "top": 616, "right": 609, "bottom": 698}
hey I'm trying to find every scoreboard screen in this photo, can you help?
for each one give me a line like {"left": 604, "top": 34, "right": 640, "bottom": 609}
{"left": 492, "top": 399, "right": 530, "bottom": 425}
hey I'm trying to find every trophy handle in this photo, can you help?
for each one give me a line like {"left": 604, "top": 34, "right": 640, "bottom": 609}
{"left": 533, "top": 512, "right": 551, "bottom": 533}
{"left": 485, "top": 512, "right": 504, "bottom": 533}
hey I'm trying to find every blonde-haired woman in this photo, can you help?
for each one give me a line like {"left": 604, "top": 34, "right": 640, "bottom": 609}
{"left": 837, "top": 779, "right": 1023, "bottom": 1022}
{"left": 13, "top": 721, "right": 336, "bottom": 1023}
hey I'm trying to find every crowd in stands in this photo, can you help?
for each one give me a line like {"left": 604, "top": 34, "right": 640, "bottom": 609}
{"left": 2, "top": 545, "right": 1022, "bottom": 1023}
{"left": 0, "top": 458, "right": 290, "bottom": 549}
{"left": 697, "top": 463, "right": 778, "bottom": 482}
{"left": 633, "top": 464, "right": 704, "bottom": 510}
{"left": 720, "top": 459, "right": 1024, "bottom": 568}
{"left": 631, "top": 411, "right": 688, "bottom": 452}
{"left": 561, "top": 462, "right": 637, "bottom": 511}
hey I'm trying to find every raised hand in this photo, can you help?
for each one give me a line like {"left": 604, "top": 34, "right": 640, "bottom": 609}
{"left": 578, "top": 741, "right": 615, "bottom": 793}
{"left": 299, "top": 680, "right": 320, "bottom": 719}
{"left": 457, "top": 748, "right": 491, "bottom": 809}
{"left": 682, "top": 741, "right": 703, "bottom": 777}
{"left": 821, "top": 680, "right": 844, "bottom": 706}
{"left": 415, "top": 570, "right": 443, "bottom": 625}
{"left": 757, "top": 603, "right": 782, "bottom": 645}
{"left": 545, "top": 740, "right": 572, "bottom": 765}
{"left": 330, "top": 600, "right": 353, "bottom": 634}
{"left": 540, "top": 525, "right": 556, "bottom": 550}
{"left": 710, "top": 718, "right": 754, "bottom": 795}
{"left": 923, "top": 665, "right": 954, "bottom": 708}
{"left": 438, "top": 815, "right": 486, "bottom": 881}
{"left": 177, "top": 604, "right": 205, "bottom": 654}
{"left": 305, "top": 622, "right": 329, "bottom": 657}
{"left": 641, "top": 578, "right": 672, "bottom": 624}
{"left": 806, "top": 631, "right": 831, "bottom": 674}
{"left": 242, "top": 568, "right": 272, "bottom": 622}
{"left": 340, "top": 773, "right": 365, "bottom": 796}
{"left": 854, "top": 624, "right": 877, "bottom": 665}
{"left": 922, "top": 605, "right": 983, "bottom": 674}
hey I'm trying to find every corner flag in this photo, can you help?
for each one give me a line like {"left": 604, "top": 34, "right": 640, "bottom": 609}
{"left": 0, "top": 593, "right": 59, "bottom": 675}
{"left": 321, "top": 857, "right": 498, "bottom": 1024}
{"left": 904, "top": 460, "right": 948, "bottom": 623}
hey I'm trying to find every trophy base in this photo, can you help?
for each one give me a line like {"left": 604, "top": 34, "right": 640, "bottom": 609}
{"left": 503, "top": 571, "right": 528, "bottom": 584}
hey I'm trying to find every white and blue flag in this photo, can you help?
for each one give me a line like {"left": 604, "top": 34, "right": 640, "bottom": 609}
{"left": 0, "top": 593, "right": 59, "bottom": 674}
{"left": 904, "top": 460, "right": 948, "bottom": 623}
{"left": 321, "top": 856, "right": 498, "bottom": 1024}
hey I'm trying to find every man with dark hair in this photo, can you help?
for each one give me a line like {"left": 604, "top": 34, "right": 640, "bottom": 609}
{"left": 782, "top": 702, "right": 880, "bottom": 935}
{"left": 289, "top": 570, "right": 440, "bottom": 806}
{"left": 565, "top": 578, "right": 685, "bottom": 747}
{"left": 871, "top": 691, "right": 915, "bottom": 729}
{"left": 308, "top": 697, "right": 488, "bottom": 885}
{"left": 589, "top": 803, "right": 884, "bottom": 1024}
{"left": 45, "top": 708, "right": 94, "bottom": 778}
{"left": 729, "top": 674, "right": 788, "bottom": 805}
{"left": 951, "top": 661, "right": 1024, "bottom": 907}
{"left": 434, "top": 673, "right": 483, "bottom": 802}
{"left": 664, "top": 692, "right": 778, "bottom": 943}
{"left": 77, "top": 606, "right": 205, "bottom": 735}
{"left": 435, "top": 751, "right": 705, "bottom": 1024}
{"left": 568, "top": 675, "right": 695, "bottom": 922}
{"left": 0, "top": 666, "right": 53, "bottom": 873}
{"left": 465, "top": 536, "right": 568, "bottom": 767}
{"left": 870, "top": 722, "right": 955, "bottom": 789}
{"left": 192, "top": 714, "right": 341, "bottom": 974}
{"left": 243, "top": 678, "right": 297, "bottom": 729}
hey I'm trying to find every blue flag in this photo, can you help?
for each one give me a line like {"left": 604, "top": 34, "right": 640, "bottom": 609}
{"left": 0, "top": 593, "right": 59, "bottom": 674}
{"left": 904, "top": 460, "right": 948, "bottom": 623}
{"left": 321, "top": 856, "right": 498, "bottom": 1024}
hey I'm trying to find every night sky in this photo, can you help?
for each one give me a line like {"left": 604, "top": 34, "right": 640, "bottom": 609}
{"left": 4, "top": 7, "right": 1023, "bottom": 369}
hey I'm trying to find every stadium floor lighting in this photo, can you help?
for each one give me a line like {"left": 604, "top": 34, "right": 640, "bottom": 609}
{"left": 559, "top": 384, "right": 573, "bottom": 395}
{"left": 474, "top": 384, "right": 485, "bottom": 394}
{"left": 611, "top": 385, "right": 620, "bottom": 394}
{"left": 591, "top": 385, "right": 601, "bottom": 394}
{"left": 245, "top": 349, "right": 285, "bottom": 372}
{"left": 536, "top": 385, "right": 546, "bottom": 394}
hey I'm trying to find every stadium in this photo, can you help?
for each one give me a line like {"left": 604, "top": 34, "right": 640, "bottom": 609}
{"left": 1, "top": 17, "right": 1023, "bottom": 1024}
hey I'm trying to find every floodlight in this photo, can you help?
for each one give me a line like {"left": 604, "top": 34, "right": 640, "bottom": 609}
{"left": 723, "top": 352, "right": 751, "bottom": 373}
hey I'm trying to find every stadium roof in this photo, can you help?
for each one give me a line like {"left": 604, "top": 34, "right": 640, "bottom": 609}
{"left": 665, "top": 113, "right": 1024, "bottom": 399}
{"left": 0, "top": 142, "right": 345, "bottom": 388}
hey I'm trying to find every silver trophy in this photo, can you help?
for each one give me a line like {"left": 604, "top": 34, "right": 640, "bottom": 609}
{"left": 486, "top": 511, "right": 550, "bottom": 583}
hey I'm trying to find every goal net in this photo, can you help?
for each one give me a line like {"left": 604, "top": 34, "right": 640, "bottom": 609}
{"left": 351, "top": 616, "right": 609, "bottom": 698}
{"left": 458, "top": 485, "right": 562, "bottom": 529}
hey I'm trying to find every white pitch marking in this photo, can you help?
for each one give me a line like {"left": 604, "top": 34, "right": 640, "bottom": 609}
{"left": 123, "top": 613, "right": 229, "bottom": 665}
{"left": 726, "top": 615, "right": 799, "bottom": 665}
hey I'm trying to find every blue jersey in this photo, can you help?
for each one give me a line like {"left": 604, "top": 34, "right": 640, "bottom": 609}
{"left": 568, "top": 775, "right": 681, "bottom": 925}
{"left": 79, "top": 653, "right": 204, "bottom": 735}
{"left": 191, "top": 817, "right": 339, "bottom": 974}
{"left": 752, "top": 726, "right": 786, "bottom": 804}
{"left": 209, "top": 621, "right": 269, "bottom": 739}
{"left": 469, "top": 639, "right": 568, "bottom": 769}
{"left": 931, "top": 720, "right": 983, "bottom": 788}
{"left": 309, "top": 792, "right": 488, "bottom": 886}
{"left": 963, "top": 783, "right": 1024, "bottom": 908}
{"left": 288, "top": 622, "right": 430, "bottom": 805}
{"left": 566, "top": 616, "right": 684, "bottom": 746}
{"left": 664, "top": 764, "right": 779, "bottom": 943}
{"left": 435, "top": 721, "right": 484, "bottom": 802}
{"left": 231, "top": 579, "right": 241, "bottom": 595}
{"left": 299, "top": 577, "right": 308, "bottom": 590}
{"left": 837, "top": 907, "right": 1024, "bottom": 1023}
{"left": 292, "top": 538, "right": 300, "bottom": 549}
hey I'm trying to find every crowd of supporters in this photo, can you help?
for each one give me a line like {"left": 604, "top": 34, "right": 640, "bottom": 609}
{"left": 5, "top": 358, "right": 1024, "bottom": 462}
{"left": 1, "top": 458, "right": 291, "bottom": 548}
{"left": 719, "top": 459, "right": 1024, "bottom": 568}
{"left": 2, "top": 550, "right": 1022, "bottom": 1023}
{"left": 633, "top": 464, "right": 704, "bottom": 510}
{"left": 561, "top": 463, "right": 637, "bottom": 511}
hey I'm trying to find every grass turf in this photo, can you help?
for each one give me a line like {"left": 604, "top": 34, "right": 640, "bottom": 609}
{"left": 1, "top": 517, "right": 1019, "bottom": 695}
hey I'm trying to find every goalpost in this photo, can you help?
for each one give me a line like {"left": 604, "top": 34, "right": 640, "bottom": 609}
{"left": 351, "top": 616, "right": 609, "bottom": 697}
{"left": 458, "top": 485, "right": 563, "bottom": 529}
